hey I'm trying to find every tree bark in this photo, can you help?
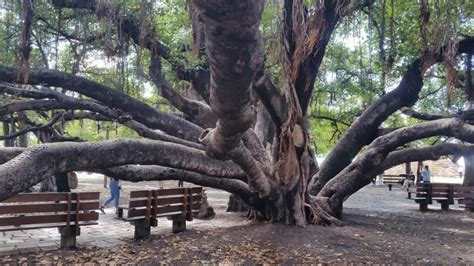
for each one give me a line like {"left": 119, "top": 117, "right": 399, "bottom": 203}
{"left": 0, "top": 139, "right": 250, "bottom": 200}
{"left": 311, "top": 118, "right": 474, "bottom": 225}
{"left": 309, "top": 37, "right": 474, "bottom": 196}
{"left": 463, "top": 154, "right": 474, "bottom": 186}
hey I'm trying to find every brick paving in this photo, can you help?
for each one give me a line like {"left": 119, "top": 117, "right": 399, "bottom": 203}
{"left": 0, "top": 174, "right": 237, "bottom": 256}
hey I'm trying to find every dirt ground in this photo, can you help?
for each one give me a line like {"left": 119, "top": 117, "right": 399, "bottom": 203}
{"left": 1, "top": 177, "right": 473, "bottom": 264}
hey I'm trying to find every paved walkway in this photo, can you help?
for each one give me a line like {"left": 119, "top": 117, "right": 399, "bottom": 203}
{"left": 0, "top": 174, "right": 237, "bottom": 256}
{"left": 0, "top": 175, "right": 470, "bottom": 256}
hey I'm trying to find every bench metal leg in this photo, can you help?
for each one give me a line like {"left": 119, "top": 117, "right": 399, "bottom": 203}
{"left": 134, "top": 220, "right": 151, "bottom": 240}
{"left": 388, "top": 184, "right": 392, "bottom": 191}
{"left": 171, "top": 216, "right": 186, "bottom": 233}
{"left": 440, "top": 201, "right": 449, "bottom": 211}
{"left": 419, "top": 203, "right": 428, "bottom": 212}
{"left": 58, "top": 226, "right": 79, "bottom": 249}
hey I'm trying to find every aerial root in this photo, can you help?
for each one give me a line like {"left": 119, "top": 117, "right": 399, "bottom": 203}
{"left": 308, "top": 196, "right": 344, "bottom": 226}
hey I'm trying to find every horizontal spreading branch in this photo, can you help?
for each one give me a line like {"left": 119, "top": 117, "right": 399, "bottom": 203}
{"left": 371, "top": 143, "right": 474, "bottom": 175}
{"left": 316, "top": 118, "right": 474, "bottom": 210}
{"left": 309, "top": 37, "right": 474, "bottom": 195}
{"left": 402, "top": 108, "right": 451, "bottom": 121}
{"left": 0, "top": 64, "right": 204, "bottom": 141}
{"left": 0, "top": 85, "right": 203, "bottom": 149}
{"left": 0, "top": 148, "right": 25, "bottom": 164}
{"left": 101, "top": 165, "right": 260, "bottom": 206}
{"left": 0, "top": 138, "right": 247, "bottom": 200}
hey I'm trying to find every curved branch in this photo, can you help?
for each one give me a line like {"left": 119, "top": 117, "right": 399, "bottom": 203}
{"left": 0, "top": 112, "right": 64, "bottom": 141}
{"left": 0, "top": 86, "right": 204, "bottom": 149}
{"left": 101, "top": 165, "right": 259, "bottom": 205}
{"left": 149, "top": 53, "right": 216, "bottom": 128}
{"left": 371, "top": 143, "right": 474, "bottom": 175}
{"left": 0, "top": 148, "right": 25, "bottom": 164}
{"left": 316, "top": 118, "right": 474, "bottom": 212}
{"left": 0, "top": 83, "right": 58, "bottom": 99}
{"left": 0, "top": 138, "right": 247, "bottom": 200}
{"left": 52, "top": 0, "right": 211, "bottom": 104}
{"left": 309, "top": 37, "right": 474, "bottom": 195}
{"left": 402, "top": 108, "right": 450, "bottom": 121}
{"left": 0, "top": 64, "right": 204, "bottom": 141}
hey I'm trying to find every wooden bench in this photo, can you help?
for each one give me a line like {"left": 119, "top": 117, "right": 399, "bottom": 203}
{"left": 0, "top": 192, "right": 100, "bottom": 248}
{"left": 117, "top": 187, "right": 202, "bottom": 239}
{"left": 454, "top": 186, "right": 474, "bottom": 212}
{"left": 408, "top": 183, "right": 458, "bottom": 211}
{"left": 382, "top": 174, "right": 405, "bottom": 191}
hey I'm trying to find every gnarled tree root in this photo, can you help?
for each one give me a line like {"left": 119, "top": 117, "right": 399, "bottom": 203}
{"left": 307, "top": 196, "right": 344, "bottom": 226}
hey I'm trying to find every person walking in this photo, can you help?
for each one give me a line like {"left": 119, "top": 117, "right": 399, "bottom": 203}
{"left": 100, "top": 177, "right": 121, "bottom": 214}
{"left": 421, "top": 165, "right": 431, "bottom": 183}
{"left": 178, "top": 180, "right": 184, "bottom": 188}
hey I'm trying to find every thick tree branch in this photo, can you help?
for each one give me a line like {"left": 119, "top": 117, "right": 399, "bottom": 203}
{"left": 0, "top": 64, "right": 204, "bottom": 141}
{"left": 0, "top": 148, "right": 25, "bottom": 164}
{"left": 149, "top": 53, "right": 216, "bottom": 128}
{"left": 315, "top": 118, "right": 474, "bottom": 214}
{"left": 0, "top": 87, "right": 203, "bottom": 149}
{"left": 309, "top": 37, "right": 474, "bottom": 195}
{"left": 52, "top": 0, "right": 211, "bottom": 104}
{"left": 283, "top": 0, "right": 351, "bottom": 114}
{"left": 371, "top": 143, "right": 474, "bottom": 175}
{"left": 402, "top": 108, "right": 451, "bottom": 121}
{"left": 101, "top": 165, "right": 260, "bottom": 207}
{"left": 0, "top": 138, "right": 247, "bottom": 200}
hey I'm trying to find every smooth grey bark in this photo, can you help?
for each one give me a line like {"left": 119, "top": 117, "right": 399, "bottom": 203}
{"left": 0, "top": 85, "right": 203, "bottom": 149}
{"left": 101, "top": 165, "right": 261, "bottom": 208}
{"left": 309, "top": 37, "right": 474, "bottom": 196}
{"left": 195, "top": 0, "right": 272, "bottom": 197}
{"left": 0, "top": 138, "right": 249, "bottom": 200}
{"left": 311, "top": 118, "right": 474, "bottom": 225}
{"left": 0, "top": 64, "right": 203, "bottom": 142}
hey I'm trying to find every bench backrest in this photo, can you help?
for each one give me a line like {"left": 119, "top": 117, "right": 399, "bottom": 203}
{"left": 126, "top": 187, "right": 202, "bottom": 221}
{"left": 382, "top": 175, "right": 404, "bottom": 184}
{"left": 454, "top": 186, "right": 474, "bottom": 198}
{"left": 411, "top": 183, "right": 460, "bottom": 200}
{"left": 0, "top": 192, "right": 100, "bottom": 231}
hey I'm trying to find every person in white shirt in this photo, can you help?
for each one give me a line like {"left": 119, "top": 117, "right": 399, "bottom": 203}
{"left": 420, "top": 165, "right": 431, "bottom": 183}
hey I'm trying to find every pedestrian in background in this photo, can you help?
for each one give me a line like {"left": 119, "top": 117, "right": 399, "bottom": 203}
{"left": 100, "top": 177, "right": 121, "bottom": 214}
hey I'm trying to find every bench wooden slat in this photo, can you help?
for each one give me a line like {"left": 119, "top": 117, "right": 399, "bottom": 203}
{"left": 2, "top": 192, "right": 100, "bottom": 203}
{"left": 130, "top": 187, "right": 202, "bottom": 198}
{"left": 128, "top": 195, "right": 202, "bottom": 208}
{"left": 455, "top": 187, "right": 474, "bottom": 192}
{"left": 126, "top": 210, "right": 199, "bottom": 222}
{"left": 127, "top": 203, "right": 200, "bottom": 218}
{"left": 0, "top": 201, "right": 99, "bottom": 215}
{"left": 0, "top": 212, "right": 98, "bottom": 227}
{"left": 0, "top": 222, "right": 99, "bottom": 232}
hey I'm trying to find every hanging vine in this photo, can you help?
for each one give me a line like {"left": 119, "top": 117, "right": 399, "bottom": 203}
{"left": 18, "top": 0, "right": 34, "bottom": 83}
